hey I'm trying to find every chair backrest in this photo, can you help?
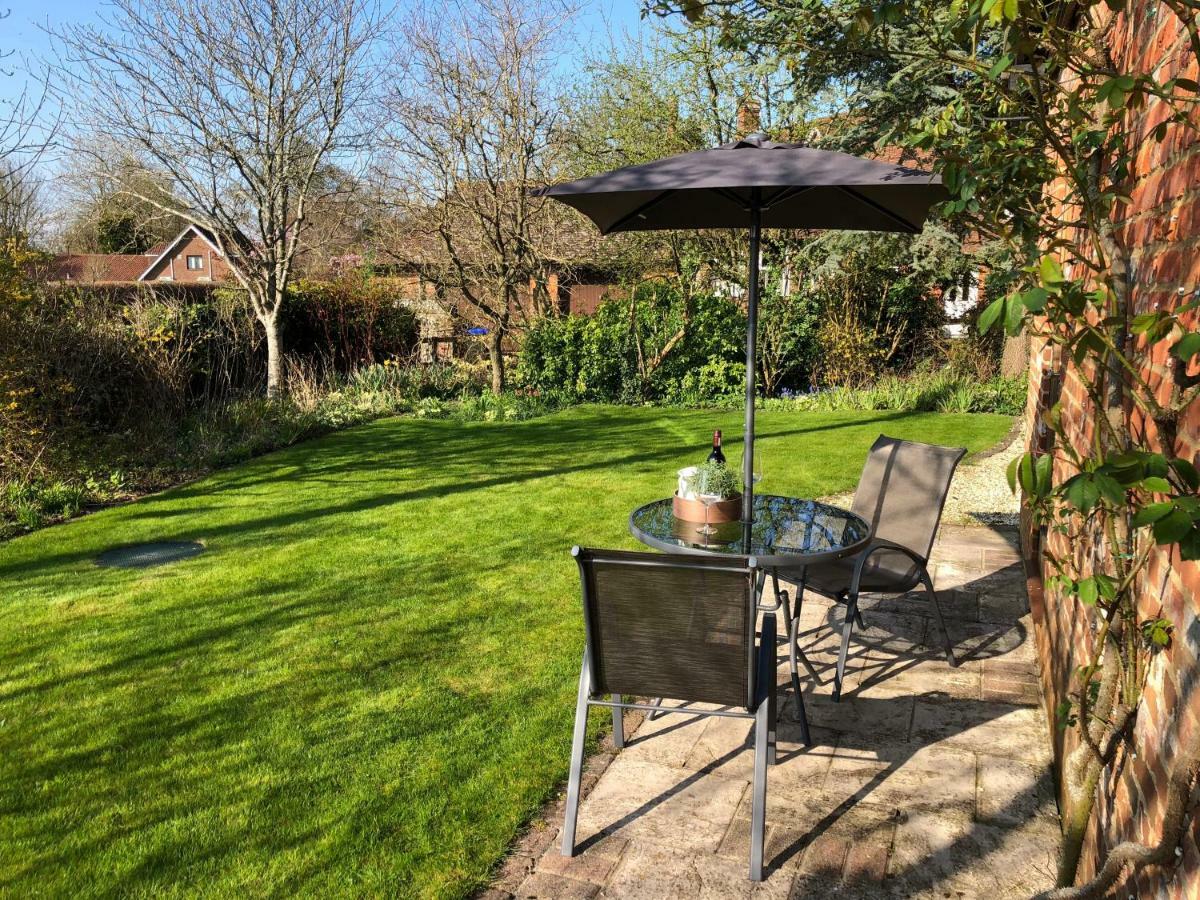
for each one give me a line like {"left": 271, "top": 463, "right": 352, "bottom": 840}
{"left": 572, "top": 547, "right": 759, "bottom": 710}
{"left": 851, "top": 435, "right": 967, "bottom": 564}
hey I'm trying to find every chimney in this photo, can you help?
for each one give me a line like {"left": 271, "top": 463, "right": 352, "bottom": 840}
{"left": 736, "top": 98, "right": 762, "bottom": 137}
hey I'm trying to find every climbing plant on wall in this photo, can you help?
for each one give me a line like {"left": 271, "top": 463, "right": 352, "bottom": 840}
{"left": 650, "top": 0, "right": 1200, "bottom": 894}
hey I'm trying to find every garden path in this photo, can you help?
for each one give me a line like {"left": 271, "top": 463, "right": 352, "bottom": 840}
{"left": 489, "top": 523, "right": 1059, "bottom": 899}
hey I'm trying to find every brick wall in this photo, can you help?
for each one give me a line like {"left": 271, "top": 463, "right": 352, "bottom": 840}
{"left": 1023, "top": 5, "right": 1200, "bottom": 897}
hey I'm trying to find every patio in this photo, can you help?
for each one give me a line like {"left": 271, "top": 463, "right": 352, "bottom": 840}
{"left": 492, "top": 524, "right": 1060, "bottom": 898}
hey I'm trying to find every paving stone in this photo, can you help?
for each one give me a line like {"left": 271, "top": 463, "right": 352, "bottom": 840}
{"left": 910, "top": 697, "right": 1051, "bottom": 766}
{"left": 947, "top": 619, "right": 1035, "bottom": 667}
{"left": 796, "top": 830, "right": 851, "bottom": 880}
{"left": 853, "top": 653, "right": 982, "bottom": 700}
{"left": 717, "top": 813, "right": 822, "bottom": 873}
{"left": 615, "top": 701, "right": 712, "bottom": 768}
{"left": 574, "top": 756, "right": 747, "bottom": 852}
{"left": 841, "top": 827, "right": 892, "bottom": 886}
{"left": 786, "top": 870, "right": 851, "bottom": 898}
{"left": 600, "top": 842, "right": 794, "bottom": 898}
{"left": 801, "top": 684, "right": 915, "bottom": 741}
{"left": 934, "top": 561, "right": 1025, "bottom": 596}
{"left": 685, "top": 715, "right": 836, "bottom": 795}
{"left": 514, "top": 871, "right": 600, "bottom": 899}
{"left": 975, "top": 755, "right": 1057, "bottom": 827}
{"left": 980, "top": 677, "right": 1041, "bottom": 706}
{"left": 822, "top": 741, "right": 977, "bottom": 817}
{"left": 534, "top": 842, "right": 625, "bottom": 885}
{"left": 978, "top": 590, "right": 1030, "bottom": 624}
{"left": 888, "top": 810, "right": 1057, "bottom": 897}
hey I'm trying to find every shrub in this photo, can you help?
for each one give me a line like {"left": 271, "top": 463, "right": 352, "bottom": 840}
{"left": 762, "top": 369, "right": 1025, "bottom": 416}
{"left": 283, "top": 277, "right": 420, "bottom": 370}
{"left": 517, "top": 286, "right": 746, "bottom": 404}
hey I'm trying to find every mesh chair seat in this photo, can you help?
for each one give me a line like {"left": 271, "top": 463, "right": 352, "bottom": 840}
{"left": 801, "top": 550, "right": 922, "bottom": 597}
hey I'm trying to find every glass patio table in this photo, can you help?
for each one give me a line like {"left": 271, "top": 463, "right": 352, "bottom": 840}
{"left": 629, "top": 494, "right": 871, "bottom": 569}
{"left": 629, "top": 493, "right": 872, "bottom": 692}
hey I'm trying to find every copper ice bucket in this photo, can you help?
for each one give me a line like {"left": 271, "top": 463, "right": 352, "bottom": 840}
{"left": 672, "top": 492, "right": 742, "bottom": 524}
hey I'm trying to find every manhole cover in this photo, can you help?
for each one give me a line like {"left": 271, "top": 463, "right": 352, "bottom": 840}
{"left": 95, "top": 541, "right": 205, "bottom": 569}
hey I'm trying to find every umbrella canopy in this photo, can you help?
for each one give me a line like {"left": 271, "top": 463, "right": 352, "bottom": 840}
{"left": 536, "top": 134, "right": 947, "bottom": 527}
{"left": 537, "top": 134, "right": 946, "bottom": 235}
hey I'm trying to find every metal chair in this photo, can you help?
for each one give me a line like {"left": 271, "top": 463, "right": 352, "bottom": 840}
{"left": 561, "top": 547, "right": 786, "bottom": 882}
{"left": 787, "top": 435, "right": 967, "bottom": 701}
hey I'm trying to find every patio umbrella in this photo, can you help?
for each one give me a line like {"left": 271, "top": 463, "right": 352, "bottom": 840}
{"left": 536, "top": 133, "right": 947, "bottom": 523}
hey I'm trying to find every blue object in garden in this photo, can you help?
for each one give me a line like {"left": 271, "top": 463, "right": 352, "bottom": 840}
{"left": 467, "top": 327, "right": 488, "bottom": 336}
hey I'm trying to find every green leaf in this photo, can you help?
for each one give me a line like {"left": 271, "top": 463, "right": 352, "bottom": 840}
{"left": 1132, "top": 501, "right": 1174, "bottom": 527}
{"left": 1141, "top": 617, "right": 1174, "bottom": 650}
{"left": 1021, "top": 287, "right": 1049, "bottom": 313}
{"left": 1095, "top": 474, "right": 1126, "bottom": 505}
{"left": 978, "top": 296, "right": 1006, "bottom": 335}
{"left": 1169, "top": 458, "right": 1200, "bottom": 491}
{"left": 1152, "top": 508, "right": 1193, "bottom": 544}
{"left": 1077, "top": 577, "right": 1098, "bottom": 606}
{"left": 1094, "top": 573, "right": 1118, "bottom": 600}
{"left": 1035, "top": 453, "right": 1054, "bottom": 495}
{"left": 1064, "top": 474, "right": 1100, "bottom": 513}
{"left": 1039, "top": 255, "right": 1064, "bottom": 285}
{"left": 1175, "top": 331, "right": 1200, "bottom": 361}
{"left": 987, "top": 54, "right": 1014, "bottom": 80}
{"left": 1181, "top": 526, "right": 1200, "bottom": 562}
{"left": 1055, "top": 699, "right": 1077, "bottom": 730}
{"left": 1006, "top": 455, "right": 1021, "bottom": 494}
{"left": 1130, "top": 311, "right": 1164, "bottom": 335}
{"left": 1141, "top": 476, "right": 1173, "bottom": 494}
{"left": 1004, "top": 291, "right": 1026, "bottom": 335}
{"left": 1018, "top": 453, "right": 1037, "bottom": 496}
{"left": 1003, "top": 0, "right": 1018, "bottom": 20}
{"left": 1145, "top": 454, "right": 1170, "bottom": 478}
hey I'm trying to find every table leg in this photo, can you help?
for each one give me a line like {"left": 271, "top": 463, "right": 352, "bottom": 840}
{"left": 772, "top": 568, "right": 820, "bottom": 683}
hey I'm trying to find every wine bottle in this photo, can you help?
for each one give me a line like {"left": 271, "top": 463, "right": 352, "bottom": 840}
{"left": 707, "top": 429, "right": 726, "bottom": 465}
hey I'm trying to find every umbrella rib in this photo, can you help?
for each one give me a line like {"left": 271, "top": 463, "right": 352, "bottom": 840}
{"left": 836, "top": 186, "right": 920, "bottom": 233}
{"left": 712, "top": 187, "right": 752, "bottom": 211}
{"left": 603, "top": 190, "right": 678, "bottom": 234}
{"left": 761, "top": 185, "right": 813, "bottom": 210}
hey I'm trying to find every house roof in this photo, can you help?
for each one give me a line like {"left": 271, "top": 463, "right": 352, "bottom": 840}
{"left": 45, "top": 254, "right": 155, "bottom": 283}
{"left": 46, "top": 224, "right": 229, "bottom": 284}
{"left": 137, "top": 224, "right": 224, "bottom": 280}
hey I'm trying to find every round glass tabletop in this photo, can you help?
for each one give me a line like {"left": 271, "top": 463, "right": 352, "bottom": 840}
{"left": 629, "top": 494, "right": 871, "bottom": 567}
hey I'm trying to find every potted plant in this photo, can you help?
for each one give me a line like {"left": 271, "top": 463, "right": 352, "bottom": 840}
{"left": 673, "top": 461, "right": 742, "bottom": 524}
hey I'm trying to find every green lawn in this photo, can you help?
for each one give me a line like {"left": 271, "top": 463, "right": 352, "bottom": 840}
{"left": 0, "top": 406, "right": 1012, "bottom": 898}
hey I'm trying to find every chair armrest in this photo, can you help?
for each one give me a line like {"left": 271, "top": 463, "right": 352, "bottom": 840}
{"left": 755, "top": 611, "right": 777, "bottom": 706}
{"left": 849, "top": 539, "right": 927, "bottom": 596}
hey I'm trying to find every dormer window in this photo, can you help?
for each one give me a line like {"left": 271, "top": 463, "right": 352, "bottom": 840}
{"left": 186, "top": 255, "right": 204, "bottom": 270}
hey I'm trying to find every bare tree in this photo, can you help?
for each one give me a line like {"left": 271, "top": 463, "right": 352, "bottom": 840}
{"left": 381, "top": 0, "right": 581, "bottom": 394}
{"left": 55, "top": 0, "right": 381, "bottom": 396}
{"left": 1, "top": 11, "right": 55, "bottom": 241}
{"left": 0, "top": 163, "right": 43, "bottom": 241}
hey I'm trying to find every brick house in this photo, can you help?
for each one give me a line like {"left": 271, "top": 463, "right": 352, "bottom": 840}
{"left": 1022, "top": 4, "right": 1200, "bottom": 897}
{"left": 46, "top": 224, "right": 231, "bottom": 286}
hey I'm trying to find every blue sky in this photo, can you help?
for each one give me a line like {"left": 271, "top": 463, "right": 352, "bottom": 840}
{"left": 0, "top": 0, "right": 649, "bottom": 106}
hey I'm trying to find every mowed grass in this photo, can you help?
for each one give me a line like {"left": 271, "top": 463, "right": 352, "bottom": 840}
{"left": 0, "top": 406, "right": 1012, "bottom": 898}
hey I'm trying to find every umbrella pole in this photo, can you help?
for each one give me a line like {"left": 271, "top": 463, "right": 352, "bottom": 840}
{"left": 742, "top": 204, "right": 761, "bottom": 526}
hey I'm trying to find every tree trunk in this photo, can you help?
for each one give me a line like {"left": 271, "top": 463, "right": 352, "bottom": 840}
{"left": 263, "top": 312, "right": 283, "bottom": 398}
{"left": 488, "top": 328, "right": 505, "bottom": 395}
